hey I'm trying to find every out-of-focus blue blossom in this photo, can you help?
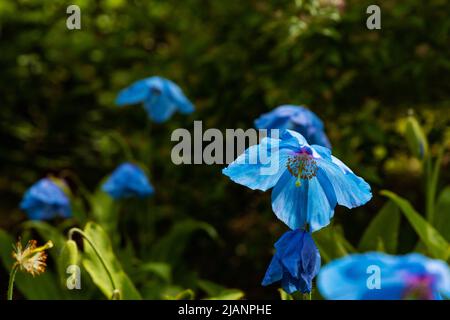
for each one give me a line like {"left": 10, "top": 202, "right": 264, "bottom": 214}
{"left": 255, "top": 105, "right": 331, "bottom": 149}
{"left": 222, "top": 130, "right": 371, "bottom": 231}
{"left": 102, "top": 162, "right": 154, "bottom": 199}
{"left": 262, "top": 229, "right": 321, "bottom": 294}
{"left": 116, "top": 76, "right": 194, "bottom": 123}
{"left": 318, "top": 252, "right": 450, "bottom": 300}
{"left": 20, "top": 178, "right": 71, "bottom": 220}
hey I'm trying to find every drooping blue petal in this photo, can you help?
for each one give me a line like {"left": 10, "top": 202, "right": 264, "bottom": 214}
{"left": 115, "top": 78, "right": 152, "bottom": 106}
{"left": 316, "top": 157, "right": 372, "bottom": 209}
{"left": 262, "top": 229, "right": 321, "bottom": 294}
{"left": 222, "top": 137, "right": 293, "bottom": 191}
{"left": 165, "top": 79, "right": 195, "bottom": 114}
{"left": 20, "top": 178, "right": 71, "bottom": 220}
{"left": 306, "top": 174, "right": 337, "bottom": 231}
{"left": 300, "top": 231, "right": 321, "bottom": 287}
{"left": 102, "top": 162, "right": 154, "bottom": 199}
{"left": 115, "top": 76, "right": 194, "bottom": 123}
{"left": 271, "top": 167, "right": 337, "bottom": 232}
{"left": 271, "top": 171, "right": 309, "bottom": 230}
{"left": 143, "top": 91, "right": 178, "bottom": 123}
{"left": 261, "top": 256, "right": 284, "bottom": 286}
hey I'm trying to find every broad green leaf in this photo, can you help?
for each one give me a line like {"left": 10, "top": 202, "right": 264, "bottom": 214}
{"left": 358, "top": 201, "right": 400, "bottom": 253}
{"left": 435, "top": 186, "right": 450, "bottom": 242}
{"left": 81, "top": 222, "right": 142, "bottom": 300}
{"left": 140, "top": 262, "right": 172, "bottom": 283}
{"left": 313, "top": 225, "right": 355, "bottom": 263}
{"left": 150, "top": 220, "right": 219, "bottom": 264}
{"left": 381, "top": 190, "right": 450, "bottom": 260}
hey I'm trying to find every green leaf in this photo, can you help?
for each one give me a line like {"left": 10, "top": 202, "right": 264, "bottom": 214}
{"left": 381, "top": 190, "right": 450, "bottom": 260}
{"left": 89, "top": 188, "right": 118, "bottom": 235}
{"left": 206, "top": 289, "right": 244, "bottom": 300}
{"left": 140, "top": 262, "right": 172, "bottom": 283}
{"left": 278, "top": 288, "right": 294, "bottom": 300}
{"left": 81, "top": 222, "right": 142, "bottom": 300}
{"left": 198, "top": 279, "right": 244, "bottom": 300}
{"left": 150, "top": 220, "right": 219, "bottom": 264}
{"left": 358, "top": 201, "right": 400, "bottom": 253}
{"left": 165, "top": 289, "right": 195, "bottom": 300}
{"left": 313, "top": 225, "right": 355, "bottom": 263}
{"left": 435, "top": 186, "right": 450, "bottom": 242}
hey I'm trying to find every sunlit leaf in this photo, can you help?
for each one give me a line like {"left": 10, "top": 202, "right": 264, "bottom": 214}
{"left": 81, "top": 222, "right": 142, "bottom": 300}
{"left": 381, "top": 190, "right": 450, "bottom": 261}
{"left": 358, "top": 201, "right": 400, "bottom": 253}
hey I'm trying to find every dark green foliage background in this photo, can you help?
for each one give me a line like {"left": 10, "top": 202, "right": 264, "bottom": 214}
{"left": 0, "top": 0, "right": 449, "bottom": 298}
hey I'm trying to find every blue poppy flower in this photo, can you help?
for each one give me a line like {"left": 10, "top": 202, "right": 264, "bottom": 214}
{"left": 262, "top": 229, "right": 321, "bottom": 294}
{"left": 255, "top": 105, "right": 331, "bottom": 149}
{"left": 102, "top": 162, "right": 154, "bottom": 199}
{"left": 116, "top": 76, "right": 194, "bottom": 123}
{"left": 222, "top": 129, "right": 372, "bottom": 231}
{"left": 317, "top": 252, "right": 450, "bottom": 300}
{"left": 20, "top": 178, "right": 71, "bottom": 220}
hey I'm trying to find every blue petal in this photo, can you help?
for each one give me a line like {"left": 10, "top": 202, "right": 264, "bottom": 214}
{"left": 144, "top": 92, "right": 178, "bottom": 123}
{"left": 165, "top": 80, "right": 195, "bottom": 114}
{"left": 316, "top": 157, "right": 372, "bottom": 209}
{"left": 222, "top": 138, "right": 292, "bottom": 191}
{"left": 281, "top": 271, "right": 309, "bottom": 294}
{"left": 115, "top": 78, "right": 151, "bottom": 106}
{"left": 20, "top": 179, "right": 71, "bottom": 220}
{"left": 300, "top": 232, "right": 321, "bottom": 283}
{"left": 102, "top": 163, "right": 154, "bottom": 199}
{"left": 307, "top": 173, "right": 337, "bottom": 231}
{"left": 262, "top": 256, "right": 284, "bottom": 286}
{"left": 279, "top": 230, "right": 305, "bottom": 278}
{"left": 271, "top": 170, "right": 308, "bottom": 229}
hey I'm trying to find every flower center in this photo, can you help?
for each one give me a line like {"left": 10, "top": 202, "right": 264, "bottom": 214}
{"left": 286, "top": 148, "right": 318, "bottom": 187}
{"left": 403, "top": 275, "right": 435, "bottom": 300}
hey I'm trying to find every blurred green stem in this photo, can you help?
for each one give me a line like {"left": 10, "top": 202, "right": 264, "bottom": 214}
{"left": 68, "top": 228, "right": 119, "bottom": 299}
{"left": 7, "top": 264, "right": 19, "bottom": 300}
{"left": 425, "top": 147, "right": 444, "bottom": 224}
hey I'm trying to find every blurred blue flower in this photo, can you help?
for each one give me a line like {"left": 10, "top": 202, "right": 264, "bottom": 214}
{"left": 255, "top": 105, "right": 331, "bottom": 149}
{"left": 262, "top": 229, "right": 321, "bottom": 294}
{"left": 20, "top": 178, "right": 71, "bottom": 220}
{"left": 222, "top": 130, "right": 372, "bottom": 231}
{"left": 116, "top": 76, "right": 194, "bottom": 123}
{"left": 102, "top": 162, "right": 154, "bottom": 199}
{"left": 318, "top": 252, "right": 450, "bottom": 300}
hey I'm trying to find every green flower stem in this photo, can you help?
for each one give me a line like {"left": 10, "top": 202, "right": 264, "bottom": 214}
{"left": 7, "top": 264, "right": 19, "bottom": 300}
{"left": 68, "top": 228, "right": 119, "bottom": 299}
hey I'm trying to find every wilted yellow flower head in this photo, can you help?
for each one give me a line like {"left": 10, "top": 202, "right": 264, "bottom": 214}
{"left": 12, "top": 240, "right": 54, "bottom": 276}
